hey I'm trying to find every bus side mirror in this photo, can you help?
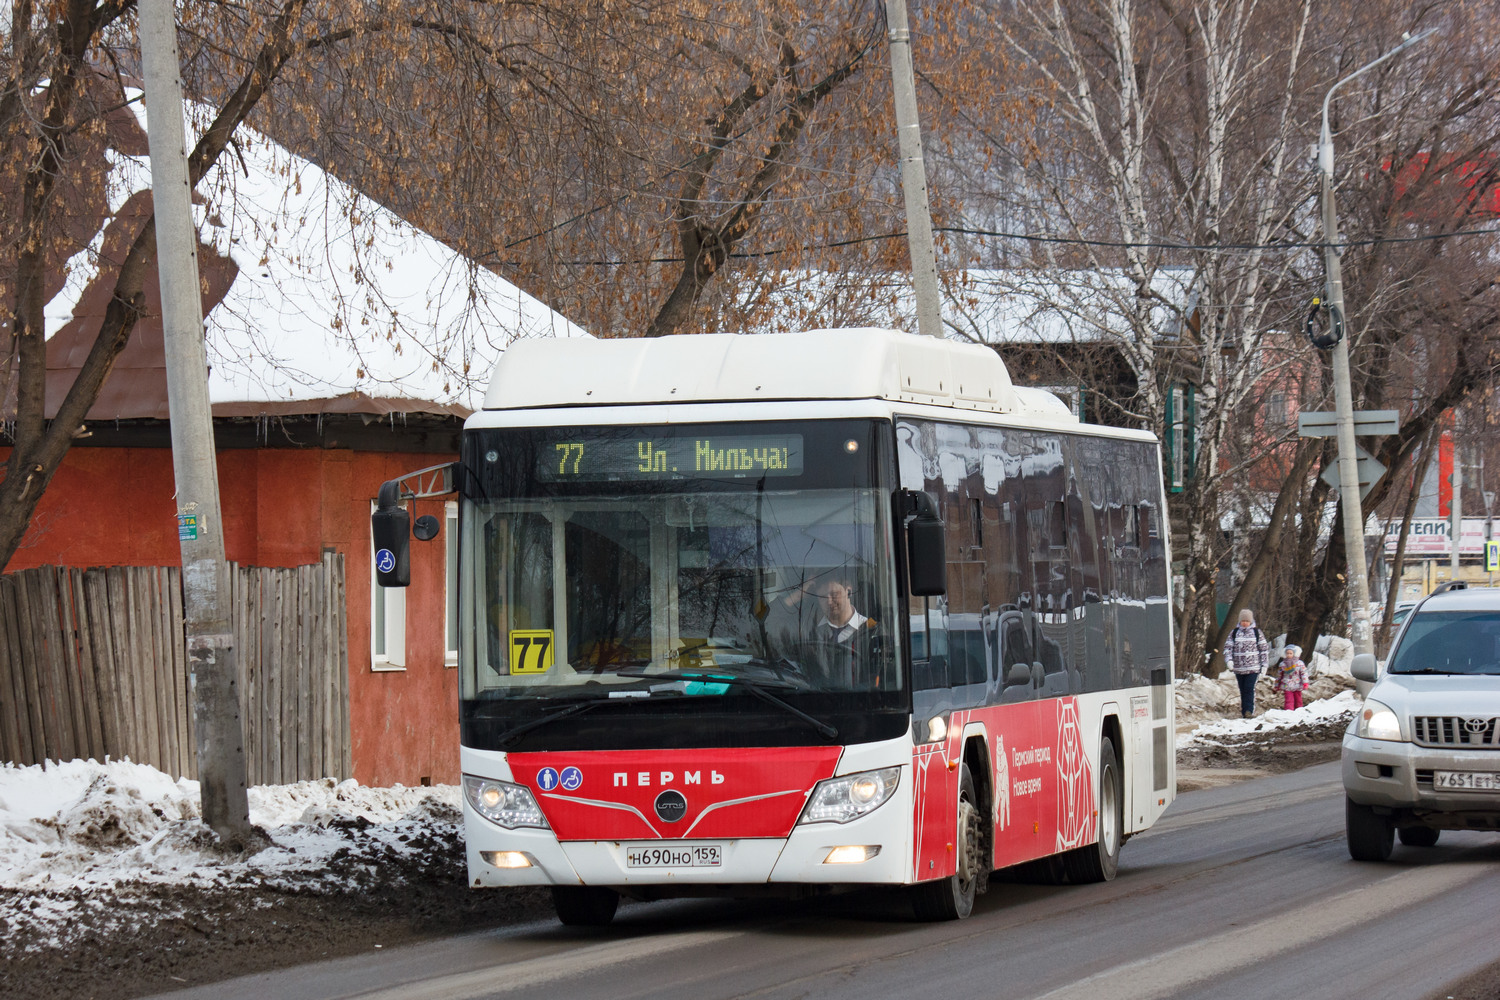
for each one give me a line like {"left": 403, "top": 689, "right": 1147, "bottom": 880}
{"left": 900, "top": 490, "right": 947, "bottom": 597}
{"left": 372, "top": 480, "right": 411, "bottom": 587}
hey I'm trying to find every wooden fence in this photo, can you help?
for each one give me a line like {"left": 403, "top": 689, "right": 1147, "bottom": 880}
{"left": 0, "top": 553, "right": 349, "bottom": 783}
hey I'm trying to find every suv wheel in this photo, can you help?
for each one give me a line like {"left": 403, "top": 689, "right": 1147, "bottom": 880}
{"left": 1345, "top": 797, "right": 1394, "bottom": 861}
{"left": 1398, "top": 825, "right": 1440, "bottom": 848}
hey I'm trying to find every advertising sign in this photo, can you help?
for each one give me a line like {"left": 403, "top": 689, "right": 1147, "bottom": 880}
{"left": 1384, "top": 518, "right": 1494, "bottom": 557}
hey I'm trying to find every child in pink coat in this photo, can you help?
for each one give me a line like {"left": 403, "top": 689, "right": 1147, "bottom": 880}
{"left": 1274, "top": 644, "right": 1310, "bottom": 710}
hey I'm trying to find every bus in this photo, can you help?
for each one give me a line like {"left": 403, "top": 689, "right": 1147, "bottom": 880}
{"left": 372, "top": 328, "right": 1175, "bottom": 925}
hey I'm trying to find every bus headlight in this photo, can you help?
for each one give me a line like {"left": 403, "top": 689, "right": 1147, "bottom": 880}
{"left": 798, "top": 767, "right": 901, "bottom": 825}
{"left": 1355, "top": 699, "right": 1403, "bottom": 742}
{"left": 462, "top": 775, "right": 550, "bottom": 829}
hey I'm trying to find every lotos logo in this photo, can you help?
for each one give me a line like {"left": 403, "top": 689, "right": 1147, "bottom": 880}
{"left": 654, "top": 789, "right": 688, "bottom": 823}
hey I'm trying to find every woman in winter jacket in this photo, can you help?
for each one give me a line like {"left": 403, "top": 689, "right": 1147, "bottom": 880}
{"left": 1223, "top": 608, "right": 1270, "bottom": 718}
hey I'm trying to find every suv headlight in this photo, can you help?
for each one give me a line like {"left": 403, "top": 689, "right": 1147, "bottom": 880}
{"left": 462, "top": 775, "right": 550, "bottom": 829}
{"left": 798, "top": 767, "right": 902, "bottom": 825}
{"left": 1355, "top": 699, "right": 1403, "bottom": 742}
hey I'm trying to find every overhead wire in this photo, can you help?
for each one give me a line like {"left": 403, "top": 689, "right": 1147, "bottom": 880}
{"left": 483, "top": 222, "right": 1500, "bottom": 268}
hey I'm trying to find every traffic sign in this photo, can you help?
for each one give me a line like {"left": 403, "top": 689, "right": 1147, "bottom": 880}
{"left": 1320, "top": 445, "right": 1386, "bottom": 500}
{"left": 1487, "top": 540, "right": 1500, "bottom": 573}
{"left": 1297, "top": 409, "right": 1400, "bottom": 438}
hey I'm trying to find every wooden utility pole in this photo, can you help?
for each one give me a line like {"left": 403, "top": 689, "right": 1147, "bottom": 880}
{"left": 139, "top": 0, "right": 252, "bottom": 843}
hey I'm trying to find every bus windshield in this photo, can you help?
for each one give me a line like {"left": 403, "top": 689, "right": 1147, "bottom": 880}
{"left": 455, "top": 420, "right": 903, "bottom": 747}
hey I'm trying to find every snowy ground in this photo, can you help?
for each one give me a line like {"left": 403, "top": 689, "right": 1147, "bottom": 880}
{"left": 0, "top": 763, "right": 465, "bottom": 948}
{"left": 1, "top": 656, "right": 1361, "bottom": 998}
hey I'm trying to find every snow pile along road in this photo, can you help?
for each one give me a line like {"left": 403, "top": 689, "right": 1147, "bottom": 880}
{"left": 1179, "top": 689, "right": 1361, "bottom": 749}
{"left": 0, "top": 759, "right": 462, "bottom": 951}
{"left": 1175, "top": 635, "right": 1358, "bottom": 733}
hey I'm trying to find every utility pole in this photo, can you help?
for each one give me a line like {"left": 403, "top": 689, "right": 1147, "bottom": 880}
{"left": 139, "top": 0, "right": 251, "bottom": 844}
{"left": 1316, "top": 28, "right": 1434, "bottom": 661}
{"left": 884, "top": 0, "right": 943, "bottom": 340}
{"left": 1450, "top": 429, "right": 1462, "bottom": 577}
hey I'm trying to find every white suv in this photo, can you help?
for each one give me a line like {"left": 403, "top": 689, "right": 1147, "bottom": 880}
{"left": 1342, "top": 584, "right": 1500, "bottom": 860}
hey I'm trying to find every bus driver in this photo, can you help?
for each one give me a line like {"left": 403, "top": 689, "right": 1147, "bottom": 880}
{"left": 812, "top": 575, "right": 882, "bottom": 688}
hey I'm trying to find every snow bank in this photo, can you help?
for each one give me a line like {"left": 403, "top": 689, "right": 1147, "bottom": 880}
{"left": 1177, "top": 690, "right": 1360, "bottom": 748}
{"left": 0, "top": 761, "right": 456, "bottom": 911}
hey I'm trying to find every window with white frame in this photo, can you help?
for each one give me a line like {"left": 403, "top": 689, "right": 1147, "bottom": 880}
{"left": 445, "top": 500, "right": 459, "bottom": 667}
{"left": 370, "top": 501, "right": 406, "bottom": 670}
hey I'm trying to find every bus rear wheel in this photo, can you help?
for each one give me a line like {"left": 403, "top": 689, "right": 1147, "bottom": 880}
{"left": 1062, "top": 736, "right": 1122, "bottom": 883}
{"left": 911, "top": 764, "right": 983, "bottom": 921}
{"left": 552, "top": 885, "right": 619, "bottom": 926}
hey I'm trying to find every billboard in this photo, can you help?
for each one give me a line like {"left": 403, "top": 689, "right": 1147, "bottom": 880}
{"left": 1384, "top": 518, "right": 1495, "bottom": 557}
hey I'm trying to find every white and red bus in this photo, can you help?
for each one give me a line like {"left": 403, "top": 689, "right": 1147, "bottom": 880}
{"left": 373, "top": 329, "right": 1175, "bottom": 925}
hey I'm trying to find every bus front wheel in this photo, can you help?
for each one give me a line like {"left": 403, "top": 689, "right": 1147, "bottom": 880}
{"left": 552, "top": 885, "right": 619, "bottom": 927}
{"left": 911, "top": 764, "right": 983, "bottom": 921}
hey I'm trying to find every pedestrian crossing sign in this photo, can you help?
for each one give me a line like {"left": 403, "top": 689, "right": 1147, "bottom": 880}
{"left": 1487, "top": 540, "right": 1500, "bottom": 573}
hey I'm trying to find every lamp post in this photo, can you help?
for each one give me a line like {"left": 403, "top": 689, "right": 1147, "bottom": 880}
{"left": 1316, "top": 28, "right": 1434, "bottom": 660}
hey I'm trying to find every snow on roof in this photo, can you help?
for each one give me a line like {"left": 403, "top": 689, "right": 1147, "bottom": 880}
{"left": 737, "top": 268, "right": 1196, "bottom": 346}
{"left": 945, "top": 268, "right": 1197, "bottom": 345}
{"left": 43, "top": 91, "right": 588, "bottom": 415}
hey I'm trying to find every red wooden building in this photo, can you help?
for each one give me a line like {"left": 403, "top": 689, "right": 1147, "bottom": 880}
{"left": 1, "top": 91, "right": 586, "bottom": 785}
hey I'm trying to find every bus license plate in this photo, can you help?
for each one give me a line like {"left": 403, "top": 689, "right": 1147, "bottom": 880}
{"left": 625, "top": 845, "right": 722, "bottom": 868}
{"left": 1434, "top": 771, "right": 1499, "bottom": 791}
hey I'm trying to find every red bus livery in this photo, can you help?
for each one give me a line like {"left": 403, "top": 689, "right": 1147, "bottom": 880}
{"left": 374, "top": 329, "right": 1175, "bottom": 925}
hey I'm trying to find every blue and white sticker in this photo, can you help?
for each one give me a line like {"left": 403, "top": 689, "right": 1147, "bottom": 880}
{"left": 559, "top": 766, "right": 583, "bottom": 791}
{"left": 536, "top": 767, "right": 560, "bottom": 792}
{"left": 375, "top": 548, "right": 396, "bottom": 574}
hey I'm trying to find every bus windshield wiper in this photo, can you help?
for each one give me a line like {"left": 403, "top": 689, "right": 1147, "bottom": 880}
{"left": 734, "top": 678, "right": 838, "bottom": 739}
{"left": 497, "top": 697, "right": 613, "bottom": 748}
{"left": 631, "top": 669, "right": 837, "bottom": 740}
{"left": 583, "top": 667, "right": 837, "bottom": 740}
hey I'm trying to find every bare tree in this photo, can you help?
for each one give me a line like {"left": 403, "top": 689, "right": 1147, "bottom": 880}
{"left": 0, "top": 1, "right": 656, "bottom": 572}
{"left": 960, "top": 0, "right": 1322, "bottom": 673}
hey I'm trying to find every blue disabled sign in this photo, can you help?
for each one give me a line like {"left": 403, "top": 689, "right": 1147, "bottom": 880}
{"left": 375, "top": 548, "right": 396, "bottom": 574}
{"left": 560, "top": 766, "right": 583, "bottom": 791}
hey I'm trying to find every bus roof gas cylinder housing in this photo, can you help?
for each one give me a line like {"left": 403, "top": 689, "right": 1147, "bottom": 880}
{"left": 485, "top": 329, "right": 1042, "bottom": 416}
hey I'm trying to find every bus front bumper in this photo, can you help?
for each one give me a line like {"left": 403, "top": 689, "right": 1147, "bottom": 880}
{"left": 463, "top": 794, "right": 913, "bottom": 888}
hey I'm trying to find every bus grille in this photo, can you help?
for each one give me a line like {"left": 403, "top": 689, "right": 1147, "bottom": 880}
{"left": 1412, "top": 716, "right": 1499, "bottom": 748}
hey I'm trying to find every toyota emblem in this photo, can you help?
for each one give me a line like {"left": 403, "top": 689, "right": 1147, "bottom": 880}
{"left": 1464, "top": 717, "right": 1490, "bottom": 735}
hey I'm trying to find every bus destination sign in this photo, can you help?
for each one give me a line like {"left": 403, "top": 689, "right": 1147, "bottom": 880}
{"left": 538, "top": 433, "right": 804, "bottom": 481}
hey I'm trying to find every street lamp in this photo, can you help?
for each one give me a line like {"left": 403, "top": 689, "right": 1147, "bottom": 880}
{"left": 1316, "top": 28, "right": 1435, "bottom": 661}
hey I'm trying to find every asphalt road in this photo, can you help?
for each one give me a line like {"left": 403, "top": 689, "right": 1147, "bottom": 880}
{"left": 151, "top": 762, "right": 1500, "bottom": 1000}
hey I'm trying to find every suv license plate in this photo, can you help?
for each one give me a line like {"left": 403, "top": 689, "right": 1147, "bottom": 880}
{"left": 1433, "top": 771, "right": 1499, "bottom": 791}
{"left": 625, "top": 845, "right": 722, "bottom": 868}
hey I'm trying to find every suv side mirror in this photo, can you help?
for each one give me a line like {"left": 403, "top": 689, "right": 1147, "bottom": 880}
{"left": 1350, "top": 652, "right": 1378, "bottom": 682}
